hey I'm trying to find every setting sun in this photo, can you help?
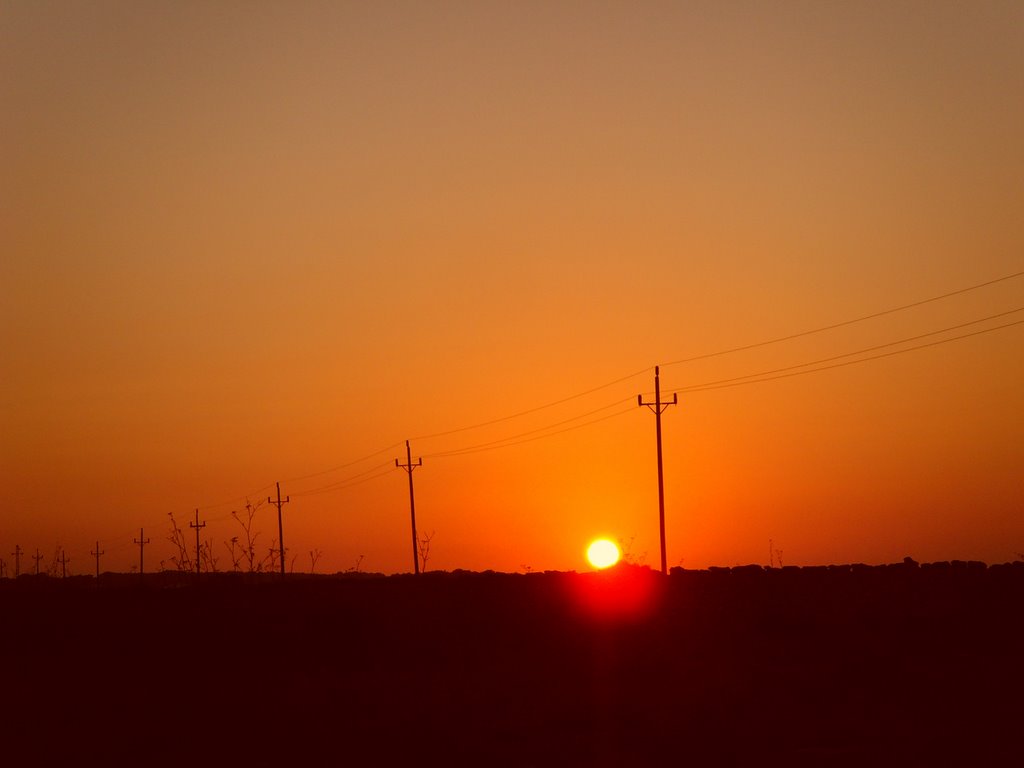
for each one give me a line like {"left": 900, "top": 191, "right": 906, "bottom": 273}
{"left": 586, "top": 539, "right": 621, "bottom": 569}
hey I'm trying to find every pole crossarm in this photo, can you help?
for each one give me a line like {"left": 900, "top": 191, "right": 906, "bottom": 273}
{"left": 639, "top": 395, "right": 678, "bottom": 413}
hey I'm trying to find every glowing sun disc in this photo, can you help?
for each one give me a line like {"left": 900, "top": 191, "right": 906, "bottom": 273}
{"left": 587, "top": 538, "right": 621, "bottom": 569}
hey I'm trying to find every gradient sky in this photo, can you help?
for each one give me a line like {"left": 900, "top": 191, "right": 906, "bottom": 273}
{"left": 3, "top": 1, "right": 1023, "bottom": 575}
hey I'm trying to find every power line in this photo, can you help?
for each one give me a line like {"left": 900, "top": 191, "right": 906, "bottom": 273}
{"left": 290, "top": 465, "right": 399, "bottom": 498}
{"left": 87, "top": 465, "right": 391, "bottom": 569}
{"left": 411, "top": 269, "right": 1023, "bottom": 451}
{"left": 290, "top": 461, "right": 397, "bottom": 497}
{"left": 196, "top": 483, "right": 277, "bottom": 512}
{"left": 190, "top": 442, "right": 403, "bottom": 509}
{"left": 85, "top": 269, "right": 1024, "bottom": 551}
{"left": 283, "top": 442, "right": 405, "bottom": 484}
{"left": 22, "top": 267, "right": 1024, "bottom": 572}
{"left": 667, "top": 307, "right": 1024, "bottom": 395}
{"left": 423, "top": 397, "right": 634, "bottom": 459}
{"left": 676, "top": 318, "right": 1024, "bottom": 394}
{"left": 409, "top": 367, "right": 650, "bottom": 442}
{"left": 427, "top": 405, "right": 636, "bottom": 459}
{"left": 88, "top": 398, "right": 637, "bottom": 551}
{"left": 661, "top": 268, "right": 1024, "bottom": 368}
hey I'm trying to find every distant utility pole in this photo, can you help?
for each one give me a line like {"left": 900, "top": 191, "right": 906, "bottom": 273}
{"left": 10, "top": 545, "right": 22, "bottom": 578}
{"left": 395, "top": 440, "right": 423, "bottom": 575}
{"left": 59, "top": 549, "right": 69, "bottom": 579}
{"left": 134, "top": 528, "right": 150, "bottom": 576}
{"left": 268, "top": 483, "right": 289, "bottom": 578}
{"left": 91, "top": 541, "right": 104, "bottom": 580}
{"left": 638, "top": 365, "right": 678, "bottom": 575}
{"left": 32, "top": 548, "right": 43, "bottom": 576}
{"left": 0, "top": 558, "right": 6, "bottom": 578}
{"left": 189, "top": 509, "right": 206, "bottom": 576}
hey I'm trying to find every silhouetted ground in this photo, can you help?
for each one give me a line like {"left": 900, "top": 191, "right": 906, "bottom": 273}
{"left": 2, "top": 562, "right": 1022, "bottom": 766}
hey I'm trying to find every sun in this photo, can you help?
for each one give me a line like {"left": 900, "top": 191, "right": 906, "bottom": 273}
{"left": 586, "top": 538, "right": 621, "bottom": 569}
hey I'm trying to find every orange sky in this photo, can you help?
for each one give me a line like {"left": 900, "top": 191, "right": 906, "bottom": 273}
{"left": 3, "top": 1, "right": 1023, "bottom": 575}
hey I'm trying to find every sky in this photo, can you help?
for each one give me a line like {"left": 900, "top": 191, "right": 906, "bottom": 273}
{"left": 2, "top": 1, "right": 1023, "bottom": 575}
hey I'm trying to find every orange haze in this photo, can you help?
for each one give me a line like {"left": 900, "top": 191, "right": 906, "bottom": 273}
{"left": 2, "top": 2, "right": 1023, "bottom": 575}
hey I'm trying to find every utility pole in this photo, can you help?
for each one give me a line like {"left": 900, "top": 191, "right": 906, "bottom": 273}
{"left": 395, "top": 440, "right": 423, "bottom": 575}
{"left": 189, "top": 509, "right": 206, "bottom": 576}
{"left": 10, "top": 545, "right": 21, "bottom": 578}
{"left": 59, "top": 549, "right": 69, "bottom": 579}
{"left": 0, "top": 558, "right": 6, "bottom": 578}
{"left": 134, "top": 528, "right": 150, "bottom": 576}
{"left": 268, "top": 483, "right": 289, "bottom": 578}
{"left": 91, "top": 541, "right": 104, "bottom": 580}
{"left": 638, "top": 365, "right": 678, "bottom": 575}
{"left": 32, "top": 548, "right": 43, "bottom": 576}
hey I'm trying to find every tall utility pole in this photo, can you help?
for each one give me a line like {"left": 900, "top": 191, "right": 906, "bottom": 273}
{"left": 32, "top": 548, "right": 43, "bottom": 576}
{"left": 134, "top": 528, "right": 150, "bottom": 576}
{"left": 59, "top": 549, "right": 69, "bottom": 579}
{"left": 268, "top": 483, "right": 289, "bottom": 578}
{"left": 90, "top": 541, "right": 104, "bottom": 580}
{"left": 638, "top": 365, "right": 678, "bottom": 575}
{"left": 189, "top": 509, "right": 206, "bottom": 576}
{"left": 10, "top": 545, "right": 22, "bottom": 578}
{"left": 395, "top": 440, "right": 423, "bottom": 575}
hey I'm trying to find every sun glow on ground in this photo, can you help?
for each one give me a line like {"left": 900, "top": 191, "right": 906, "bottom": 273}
{"left": 586, "top": 538, "right": 621, "bottom": 569}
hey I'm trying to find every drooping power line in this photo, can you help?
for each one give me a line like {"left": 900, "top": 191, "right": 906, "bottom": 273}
{"left": 666, "top": 306, "right": 1024, "bottom": 395}
{"left": 409, "top": 368, "right": 651, "bottom": 443}
{"left": 69, "top": 266, "right": 1024, "bottom": 566}
{"left": 661, "top": 268, "right": 1024, "bottom": 368}
{"left": 674, "top": 318, "right": 1024, "bottom": 395}
{"left": 425, "top": 405, "right": 637, "bottom": 459}
{"left": 422, "top": 398, "right": 634, "bottom": 459}
{"left": 290, "top": 460, "right": 397, "bottom": 498}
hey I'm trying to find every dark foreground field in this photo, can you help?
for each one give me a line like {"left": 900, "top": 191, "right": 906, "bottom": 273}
{"left": 2, "top": 562, "right": 1022, "bottom": 766}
